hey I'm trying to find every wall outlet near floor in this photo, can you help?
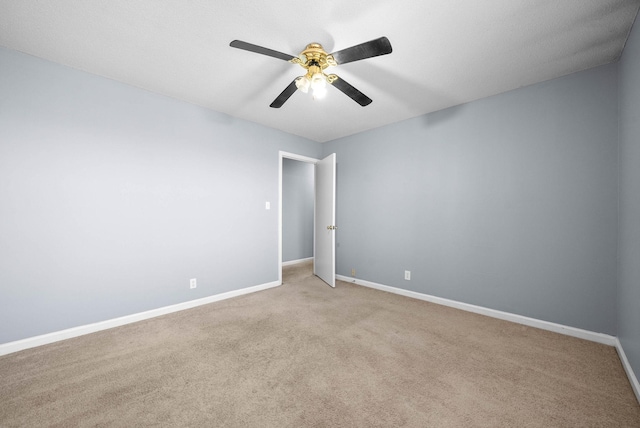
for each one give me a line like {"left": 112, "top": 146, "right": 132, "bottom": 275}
{"left": 190, "top": 278, "right": 197, "bottom": 289}
{"left": 404, "top": 270, "right": 411, "bottom": 281}
{"left": 351, "top": 269, "right": 356, "bottom": 277}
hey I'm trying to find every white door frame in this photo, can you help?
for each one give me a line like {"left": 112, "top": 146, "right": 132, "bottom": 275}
{"left": 278, "top": 151, "right": 320, "bottom": 285}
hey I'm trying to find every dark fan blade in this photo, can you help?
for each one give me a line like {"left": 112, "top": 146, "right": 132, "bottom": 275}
{"left": 230, "top": 40, "right": 295, "bottom": 61}
{"left": 330, "top": 37, "right": 392, "bottom": 65}
{"left": 270, "top": 79, "right": 298, "bottom": 108}
{"left": 330, "top": 76, "right": 372, "bottom": 106}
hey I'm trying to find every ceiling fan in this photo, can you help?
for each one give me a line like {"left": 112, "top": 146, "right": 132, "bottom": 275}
{"left": 229, "top": 37, "right": 392, "bottom": 108}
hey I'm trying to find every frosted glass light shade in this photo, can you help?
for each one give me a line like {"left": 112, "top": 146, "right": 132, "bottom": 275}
{"left": 310, "top": 72, "right": 326, "bottom": 90}
{"left": 295, "top": 76, "right": 310, "bottom": 93}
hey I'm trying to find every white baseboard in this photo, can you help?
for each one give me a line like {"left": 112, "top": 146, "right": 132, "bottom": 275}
{"left": 3, "top": 274, "right": 638, "bottom": 406}
{"left": 336, "top": 275, "right": 616, "bottom": 345}
{"left": 0, "top": 280, "right": 281, "bottom": 357}
{"left": 337, "top": 274, "right": 640, "bottom": 405}
{"left": 282, "top": 257, "right": 313, "bottom": 267}
{"left": 614, "top": 338, "right": 640, "bottom": 404}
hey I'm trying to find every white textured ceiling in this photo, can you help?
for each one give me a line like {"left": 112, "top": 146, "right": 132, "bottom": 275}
{"left": 1, "top": 1, "right": 639, "bottom": 142}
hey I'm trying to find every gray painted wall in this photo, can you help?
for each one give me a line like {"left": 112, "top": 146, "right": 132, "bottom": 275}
{"left": 619, "top": 19, "right": 640, "bottom": 383}
{"left": 1, "top": 37, "right": 635, "bottom": 359}
{"left": 282, "top": 159, "right": 314, "bottom": 262}
{"left": 0, "top": 47, "right": 321, "bottom": 343}
{"left": 323, "top": 64, "right": 619, "bottom": 335}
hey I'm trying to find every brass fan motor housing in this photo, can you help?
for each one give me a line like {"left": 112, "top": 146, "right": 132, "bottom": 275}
{"left": 291, "top": 43, "right": 338, "bottom": 83}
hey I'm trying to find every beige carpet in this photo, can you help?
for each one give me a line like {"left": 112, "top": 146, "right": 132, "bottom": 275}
{"left": 1, "top": 261, "right": 639, "bottom": 427}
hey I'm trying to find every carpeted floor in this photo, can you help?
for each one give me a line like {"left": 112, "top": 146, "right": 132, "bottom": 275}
{"left": 1, "top": 260, "right": 639, "bottom": 427}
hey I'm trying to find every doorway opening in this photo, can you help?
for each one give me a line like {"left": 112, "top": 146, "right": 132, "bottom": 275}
{"left": 278, "top": 151, "right": 336, "bottom": 287}
{"left": 282, "top": 158, "right": 314, "bottom": 265}
{"left": 279, "top": 152, "right": 318, "bottom": 285}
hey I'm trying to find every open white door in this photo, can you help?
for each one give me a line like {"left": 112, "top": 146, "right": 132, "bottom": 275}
{"left": 314, "top": 153, "right": 336, "bottom": 287}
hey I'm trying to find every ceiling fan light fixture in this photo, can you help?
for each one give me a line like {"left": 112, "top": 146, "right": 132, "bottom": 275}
{"left": 230, "top": 36, "right": 392, "bottom": 108}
